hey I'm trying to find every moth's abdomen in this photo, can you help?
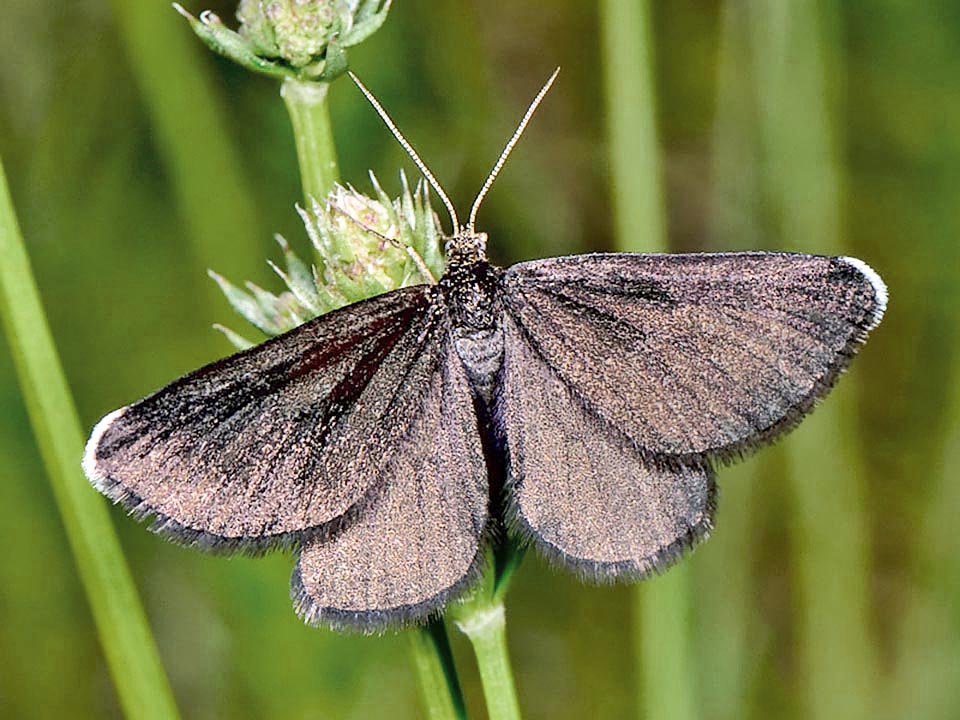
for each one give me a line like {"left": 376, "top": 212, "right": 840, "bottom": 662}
{"left": 454, "top": 326, "right": 504, "bottom": 405}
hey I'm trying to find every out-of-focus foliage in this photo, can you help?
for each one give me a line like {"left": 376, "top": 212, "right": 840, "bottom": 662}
{"left": 0, "top": 1, "right": 957, "bottom": 718}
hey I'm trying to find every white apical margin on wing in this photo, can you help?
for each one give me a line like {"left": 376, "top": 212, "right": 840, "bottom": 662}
{"left": 840, "top": 256, "right": 888, "bottom": 330}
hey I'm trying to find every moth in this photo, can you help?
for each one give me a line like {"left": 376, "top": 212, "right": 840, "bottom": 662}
{"left": 83, "top": 71, "right": 887, "bottom": 631}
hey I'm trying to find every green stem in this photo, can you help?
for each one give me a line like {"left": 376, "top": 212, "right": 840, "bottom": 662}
{"left": 450, "top": 547, "right": 524, "bottom": 719}
{"left": 455, "top": 601, "right": 522, "bottom": 720}
{"left": 600, "top": 2, "right": 697, "bottom": 719}
{"left": 281, "top": 78, "right": 341, "bottom": 204}
{"left": 0, "top": 158, "right": 180, "bottom": 718}
{"left": 409, "top": 621, "right": 468, "bottom": 720}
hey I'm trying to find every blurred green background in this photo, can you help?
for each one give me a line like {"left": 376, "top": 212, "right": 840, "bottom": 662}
{"left": 1, "top": 1, "right": 958, "bottom": 718}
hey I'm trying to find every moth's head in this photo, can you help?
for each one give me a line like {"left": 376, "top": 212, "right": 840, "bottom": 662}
{"left": 446, "top": 229, "right": 489, "bottom": 264}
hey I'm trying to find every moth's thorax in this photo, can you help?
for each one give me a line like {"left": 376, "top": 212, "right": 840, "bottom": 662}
{"left": 440, "top": 253, "right": 505, "bottom": 404}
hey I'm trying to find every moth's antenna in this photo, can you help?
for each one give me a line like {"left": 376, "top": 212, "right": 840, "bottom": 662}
{"left": 349, "top": 72, "right": 460, "bottom": 234}
{"left": 467, "top": 67, "right": 560, "bottom": 233}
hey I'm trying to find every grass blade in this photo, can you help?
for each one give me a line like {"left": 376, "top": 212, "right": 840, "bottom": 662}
{"left": 693, "top": 5, "right": 767, "bottom": 717}
{"left": 748, "top": 4, "right": 880, "bottom": 718}
{"left": 600, "top": 0, "right": 667, "bottom": 250}
{"left": 0, "top": 156, "right": 180, "bottom": 718}
{"left": 600, "top": 2, "right": 697, "bottom": 719}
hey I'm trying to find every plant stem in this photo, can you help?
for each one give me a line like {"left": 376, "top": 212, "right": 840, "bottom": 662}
{"left": 409, "top": 620, "right": 468, "bottom": 720}
{"left": 449, "top": 540, "right": 525, "bottom": 718}
{"left": 0, "top": 158, "right": 180, "bottom": 719}
{"left": 281, "top": 78, "right": 341, "bottom": 204}
{"left": 748, "top": 3, "right": 879, "bottom": 719}
{"left": 600, "top": 2, "right": 698, "bottom": 719}
{"left": 455, "top": 600, "right": 522, "bottom": 720}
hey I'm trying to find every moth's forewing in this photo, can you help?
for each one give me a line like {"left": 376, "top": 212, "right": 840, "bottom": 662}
{"left": 502, "top": 253, "right": 886, "bottom": 462}
{"left": 83, "top": 286, "right": 443, "bottom": 552}
{"left": 293, "top": 336, "right": 490, "bottom": 631}
{"left": 498, "top": 252, "right": 886, "bottom": 575}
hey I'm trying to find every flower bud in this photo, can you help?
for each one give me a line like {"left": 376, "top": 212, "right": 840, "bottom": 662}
{"left": 238, "top": 0, "right": 336, "bottom": 68}
{"left": 212, "top": 172, "right": 444, "bottom": 347}
{"left": 175, "top": 0, "right": 391, "bottom": 81}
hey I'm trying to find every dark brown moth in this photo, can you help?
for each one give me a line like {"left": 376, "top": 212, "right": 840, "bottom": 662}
{"left": 82, "top": 71, "right": 887, "bottom": 632}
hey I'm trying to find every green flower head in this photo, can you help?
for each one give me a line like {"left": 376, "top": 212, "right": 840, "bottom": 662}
{"left": 175, "top": 0, "right": 391, "bottom": 81}
{"left": 212, "top": 173, "right": 445, "bottom": 347}
{"left": 238, "top": 0, "right": 337, "bottom": 67}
